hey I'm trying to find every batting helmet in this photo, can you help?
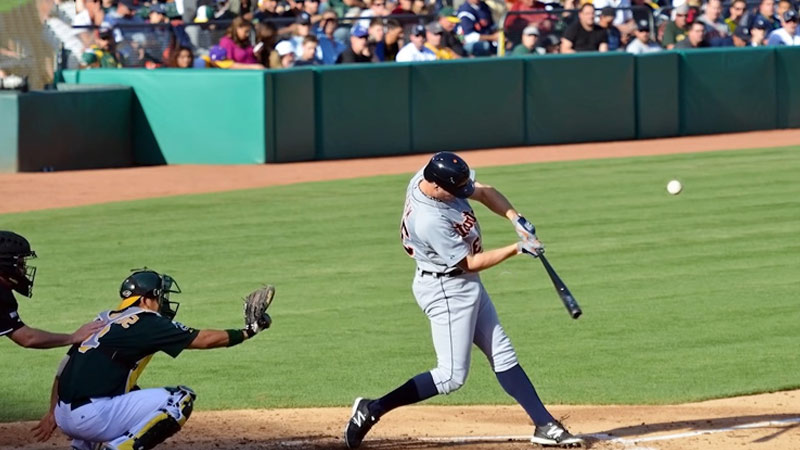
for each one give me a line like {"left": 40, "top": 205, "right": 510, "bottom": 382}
{"left": 423, "top": 152, "right": 475, "bottom": 199}
{"left": 0, "top": 231, "right": 37, "bottom": 297}
{"left": 119, "top": 269, "right": 181, "bottom": 319}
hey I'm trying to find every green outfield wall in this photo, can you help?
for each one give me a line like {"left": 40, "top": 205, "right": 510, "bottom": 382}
{"left": 0, "top": 87, "right": 133, "bottom": 172}
{"left": 52, "top": 46, "right": 800, "bottom": 166}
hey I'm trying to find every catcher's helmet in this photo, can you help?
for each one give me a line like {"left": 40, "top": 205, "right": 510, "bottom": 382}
{"left": 423, "top": 152, "right": 475, "bottom": 199}
{"left": 119, "top": 269, "right": 181, "bottom": 319}
{"left": 0, "top": 231, "right": 37, "bottom": 297}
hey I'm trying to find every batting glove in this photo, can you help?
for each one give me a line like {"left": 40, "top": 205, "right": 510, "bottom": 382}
{"left": 513, "top": 215, "right": 537, "bottom": 242}
{"left": 517, "top": 240, "right": 544, "bottom": 257}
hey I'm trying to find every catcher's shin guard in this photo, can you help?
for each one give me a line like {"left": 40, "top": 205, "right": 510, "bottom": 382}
{"left": 104, "top": 386, "right": 196, "bottom": 450}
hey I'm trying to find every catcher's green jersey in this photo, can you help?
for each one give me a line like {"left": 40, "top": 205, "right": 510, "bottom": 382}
{"left": 58, "top": 306, "right": 198, "bottom": 403}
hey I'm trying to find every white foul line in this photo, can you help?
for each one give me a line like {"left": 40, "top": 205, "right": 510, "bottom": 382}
{"left": 590, "top": 417, "right": 800, "bottom": 444}
{"left": 413, "top": 417, "right": 800, "bottom": 445}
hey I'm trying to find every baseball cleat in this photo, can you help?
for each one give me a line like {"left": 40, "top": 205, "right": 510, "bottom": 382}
{"left": 530, "top": 421, "right": 584, "bottom": 447}
{"left": 344, "top": 397, "right": 379, "bottom": 449}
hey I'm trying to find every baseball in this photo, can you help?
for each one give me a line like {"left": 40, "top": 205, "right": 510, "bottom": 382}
{"left": 666, "top": 180, "right": 683, "bottom": 195}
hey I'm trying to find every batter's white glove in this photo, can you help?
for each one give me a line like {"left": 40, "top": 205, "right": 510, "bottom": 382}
{"left": 513, "top": 214, "right": 537, "bottom": 243}
{"left": 517, "top": 239, "right": 544, "bottom": 257}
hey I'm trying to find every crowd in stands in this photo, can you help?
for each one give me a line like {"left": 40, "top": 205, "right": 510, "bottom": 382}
{"left": 70, "top": 0, "right": 800, "bottom": 69}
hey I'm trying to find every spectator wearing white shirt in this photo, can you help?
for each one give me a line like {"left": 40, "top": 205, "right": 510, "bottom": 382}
{"left": 767, "top": 9, "right": 800, "bottom": 45}
{"left": 359, "top": 0, "right": 388, "bottom": 29}
{"left": 396, "top": 24, "right": 437, "bottom": 61}
{"left": 626, "top": 19, "right": 661, "bottom": 53}
{"left": 698, "top": 0, "right": 729, "bottom": 44}
{"left": 73, "top": 0, "right": 105, "bottom": 48}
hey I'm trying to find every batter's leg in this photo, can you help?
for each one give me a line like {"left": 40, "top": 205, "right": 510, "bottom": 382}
{"left": 471, "top": 287, "right": 556, "bottom": 426}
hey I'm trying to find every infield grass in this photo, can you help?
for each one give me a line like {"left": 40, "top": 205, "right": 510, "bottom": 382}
{"left": 1, "top": 146, "right": 798, "bottom": 421}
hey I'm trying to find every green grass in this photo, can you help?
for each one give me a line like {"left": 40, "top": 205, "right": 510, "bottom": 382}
{"left": 0, "top": 0, "right": 31, "bottom": 12}
{"left": 1, "top": 146, "right": 798, "bottom": 421}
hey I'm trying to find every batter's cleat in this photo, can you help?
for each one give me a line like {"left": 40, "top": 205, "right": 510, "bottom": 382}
{"left": 531, "top": 421, "right": 584, "bottom": 447}
{"left": 344, "top": 397, "right": 379, "bottom": 449}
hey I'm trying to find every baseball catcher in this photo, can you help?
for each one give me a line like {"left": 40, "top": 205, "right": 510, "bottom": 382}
{"left": 33, "top": 269, "right": 274, "bottom": 450}
{"left": 0, "top": 230, "right": 102, "bottom": 348}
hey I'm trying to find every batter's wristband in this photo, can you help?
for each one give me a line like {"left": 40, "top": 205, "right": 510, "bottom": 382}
{"left": 226, "top": 329, "right": 245, "bottom": 347}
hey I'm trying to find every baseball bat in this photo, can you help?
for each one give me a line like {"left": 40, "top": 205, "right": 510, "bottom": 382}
{"left": 536, "top": 253, "right": 582, "bottom": 319}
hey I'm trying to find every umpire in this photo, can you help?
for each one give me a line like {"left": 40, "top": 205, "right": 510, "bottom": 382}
{"left": 0, "top": 231, "right": 101, "bottom": 348}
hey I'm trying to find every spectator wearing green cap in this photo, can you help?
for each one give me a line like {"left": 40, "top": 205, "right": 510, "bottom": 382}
{"left": 510, "top": 25, "right": 542, "bottom": 55}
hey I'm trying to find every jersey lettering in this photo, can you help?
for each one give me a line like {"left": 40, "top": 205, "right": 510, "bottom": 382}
{"left": 453, "top": 211, "right": 477, "bottom": 237}
{"left": 471, "top": 236, "right": 483, "bottom": 254}
{"left": 400, "top": 203, "right": 415, "bottom": 257}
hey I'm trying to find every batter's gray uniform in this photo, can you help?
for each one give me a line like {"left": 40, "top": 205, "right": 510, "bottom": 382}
{"left": 401, "top": 169, "right": 518, "bottom": 394}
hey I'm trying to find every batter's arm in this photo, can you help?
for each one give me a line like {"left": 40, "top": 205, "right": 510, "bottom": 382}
{"left": 458, "top": 243, "right": 520, "bottom": 272}
{"left": 469, "top": 182, "right": 520, "bottom": 221}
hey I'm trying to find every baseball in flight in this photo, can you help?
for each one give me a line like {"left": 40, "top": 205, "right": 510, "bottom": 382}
{"left": 667, "top": 180, "right": 683, "bottom": 195}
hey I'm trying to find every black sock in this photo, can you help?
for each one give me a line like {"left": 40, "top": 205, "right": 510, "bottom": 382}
{"left": 496, "top": 364, "right": 555, "bottom": 426}
{"left": 370, "top": 372, "right": 438, "bottom": 417}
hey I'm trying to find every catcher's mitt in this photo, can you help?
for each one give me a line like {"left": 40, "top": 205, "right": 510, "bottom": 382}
{"left": 243, "top": 285, "right": 275, "bottom": 335}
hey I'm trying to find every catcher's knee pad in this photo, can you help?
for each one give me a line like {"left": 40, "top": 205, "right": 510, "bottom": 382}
{"left": 104, "top": 387, "right": 195, "bottom": 450}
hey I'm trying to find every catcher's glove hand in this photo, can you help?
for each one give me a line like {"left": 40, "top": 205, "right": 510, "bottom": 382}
{"left": 243, "top": 285, "right": 275, "bottom": 337}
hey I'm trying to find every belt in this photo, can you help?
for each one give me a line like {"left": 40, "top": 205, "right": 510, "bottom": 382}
{"left": 418, "top": 268, "right": 464, "bottom": 278}
{"left": 62, "top": 398, "right": 91, "bottom": 411}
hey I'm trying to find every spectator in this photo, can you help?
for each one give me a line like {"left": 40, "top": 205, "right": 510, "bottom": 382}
{"left": 541, "top": 33, "right": 560, "bottom": 53}
{"left": 367, "top": 17, "right": 386, "bottom": 61}
{"left": 597, "top": 6, "right": 622, "bottom": 51}
{"left": 396, "top": 23, "right": 437, "bottom": 61}
{"left": 457, "top": 0, "right": 499, "bottom": 56}
{"left": 391, "top": 0, "right": 413, "bottom": 15}
{"left": 291, "top": 12, "right": 314, "bottom": 56}
{"left": 510, "top": 25, "right": 542, "bottom": 55}
{"left": 561, "top": 3, "right": 608, "bottom": 52}
{"left": 410, "top": 0, "right": 429, "bottom": 15}
{"left": 776, "top": 0, "right": 793, "bottom": 19}
{"left": 675, "top": 21, "right": 707, "bottom": 48}
{"left": 698, "top": 0, "right": 729, "bottom": 44}
{"left": 329, "top": 0, "right": 367, "bottom": 17}
{"left": 303, "top": 0, "right": 323, "bottom": 25}
{"left": 255, "top": 21, "right": 282, "bottom": 68}
{"left": 104, "top": 0, "right": 143, "bottom": 44}
{"left": 254, "top": 0, "right": 280, "bottom": 22}
{"left": 316, "top": 11, "right": 347, "bottom": 64}
{"left": 750, "top": 16, "right": 770, "bottom": 45}
{"left": 504, "top": 0, "right": 552, "bottom": 46}
{"left": 592, "top": 0, "right": 634, "bottom": 33}
{"left": 359, "top": 0, "right": 388, "bottom": 29}
{"left": 73, "top": 0, "right": 105, "bottom": 48}
{"left": 437, "top": 7, "right": 466, "bottom": 57}
{"left": 295, "top": 35, "right": 321, "bottom": 65}
{"left": 379, "top": 19, "right": 404, "bottom": 61}
{"left": 219, "top": 17, "right": 260, "bottom": 63}
{"left": 196, "top": 44, "right": 265, "bottom": 68}
{"left": 725, "top": 0, "right": 747, "bottom": 33}
{"left": 167, "top": 45, "right": 195, "bottom": 67}
{"left": 662, "top": 3, "right": 689, "bottom": 49}
{"left": 743, "top": 0, "right": 780, "bottom": 32}
{"left": 626, "top": 18, "right": 661, "bottom": 53}
{"left": 276, "top": 40, "right": 297, "bottom": 66}
{"left": 767, "top": 9, "right": 800, "bottom": 45}
{"left": 731, "top": 23, "right": 751, "bottom": 46}
{"left": 81, "top": 27, "right": 122, "bottom": 67}
{"left": 214, "top": 0, "right": 238, "bottom": 21}
{"left": 425, "top": 22, "right": 460, "bottom": 58}
{"left": 282, "top": 0, "right": 305, "bottom": 18}
{"left": 337, "top": 25, "right": 372, "bottom": 63}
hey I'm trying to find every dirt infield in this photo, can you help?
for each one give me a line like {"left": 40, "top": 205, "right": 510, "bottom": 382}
{"left": 1, "top": 130, "right": 799, "bottom": 449}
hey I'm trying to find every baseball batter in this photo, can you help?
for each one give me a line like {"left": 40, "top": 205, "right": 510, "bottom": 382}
{"left": 344, "top": 152, "right": 583, "bottom": 448}
{"left": 33, "top": 269, "right": 273, "bottom": 450}
{"left": 0, "top": 231, "right": 101, "bottom": 349}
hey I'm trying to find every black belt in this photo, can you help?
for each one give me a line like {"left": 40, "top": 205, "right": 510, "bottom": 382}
{"left": 62, "top": 398, "right": 91, "bottom": 411}
{"left": 418, "top": 269, "right": 464, "bottom": 278}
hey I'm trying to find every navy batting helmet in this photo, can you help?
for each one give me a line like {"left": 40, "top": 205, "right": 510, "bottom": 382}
{"left": 120, "top": 269, "right": 181, "bottom": 319}
{"left": 423, "top": 152, "right": 475, "bottom": 199}
{"left": 0, "top": 231, "right": 37, "bottom": 297}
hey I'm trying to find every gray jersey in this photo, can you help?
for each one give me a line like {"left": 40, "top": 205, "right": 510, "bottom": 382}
{"left": 401, "top": 169, "right": 482, "bottom": 273}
